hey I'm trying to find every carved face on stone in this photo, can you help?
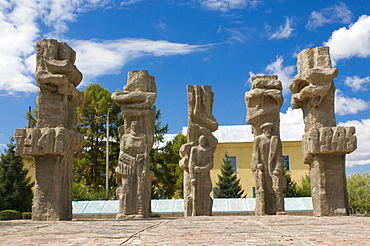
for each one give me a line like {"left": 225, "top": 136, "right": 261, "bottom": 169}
{"left": 199, "top": 135, "right": 207, "bottom": 147}
{"left": 261, "top": 123, "right": 273, "bottom": 138}
{"left": 131, "top": 121, "right": 139, "bottom": 134}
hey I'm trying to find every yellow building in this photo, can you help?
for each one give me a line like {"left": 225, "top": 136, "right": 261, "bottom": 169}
{"left": 207, "top": 124, "right": 309, "bottom": 198}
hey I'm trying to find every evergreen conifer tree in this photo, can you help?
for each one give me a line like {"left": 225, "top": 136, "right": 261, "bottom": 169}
{"left": 213, "top": 153, "right": 244, "bottom": 198}
{"left": 282, "top": 169, "right": 299, "bottom": 197}
{"left": 74, "top": 83, "right": 123, "bottom": 191}
{"left": 0, "top": 138, "right": 33, "bottom": 212}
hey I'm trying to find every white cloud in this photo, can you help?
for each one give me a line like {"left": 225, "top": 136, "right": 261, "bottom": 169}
{"left": 216, "top": 24, "right": 222, "bottom": 34}
{"left": 323, "top": 15, "right": 370, "bottom": 64}
{"left": 155, "top": 20, "right": 168, "bottom": 32}
{"left": 269, "top": 17, "right": 294, "bottom": 39}
{"left": 199, "top": 0, "right": 259, "bottom": 12}
{"left": 248, "top": 56, "right": 295, "bottom": 94}
{"left": 71, "top": 39, "right": 210, "bottom": 85}
{"left": 264, "top": 56, "right": 295, "bottom": 95}
{"left": 280, "top": 107, "right": 303, "bottom": 124}
{"left": 0, "top": 0, "right": 110, "bottom": 95}
{"left": 280, "top": 108, "right": 370, "bottom": 168}
{"left": 306, "top": 2, "right": 353, "bottom": 30}
{"left": 339, "top": 119, "right": 370, "bottom": 167}
{"left": 335, "top": 89, "right": 369, "bottom": 116}
{"left": 344, "top": 76, "right": 370, "bottom": 92}
{"left": 0, "top": 0, "right": 39, "bottom": 94}
{"left": 279, "top": 107, "right": 304, "bottom": 141}
{"left": 225, "top": 28, "right": 248, "bottom": 43}
{"left": 0, "top": 0, "right": 210, "bottom": 94}
{"left": 121, "top": 0, "right": 143, "bottom": 6}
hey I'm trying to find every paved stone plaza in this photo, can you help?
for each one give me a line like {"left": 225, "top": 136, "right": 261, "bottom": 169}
{"left": 1, "top": 215, "right": 369, "bottom": 245}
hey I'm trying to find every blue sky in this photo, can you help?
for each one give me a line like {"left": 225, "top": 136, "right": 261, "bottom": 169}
{"left": 0, "top": 0, "right": 369, "bottom": 174}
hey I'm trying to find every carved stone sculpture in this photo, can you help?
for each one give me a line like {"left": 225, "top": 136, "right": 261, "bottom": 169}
{"left": 179, "top": 85, "right": 218, "bottom": 216}
{"left": 245, "top": 75, "right": 285, "bottom": 215}
{"left": 112, "top": 70, "right": 156, "bottom": 219}
{"left": 290, "top": 46, "right": 357, "bottom": 216}
{"left": 15, "top": 39, "right": 85, "bottom": 221}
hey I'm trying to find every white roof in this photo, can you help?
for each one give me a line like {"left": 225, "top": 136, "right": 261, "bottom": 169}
{"left": 180, "top": 123, "right": 304, "bottom": 143}
{"left": 153, "top": 133, "right": 178, "bottom": 149}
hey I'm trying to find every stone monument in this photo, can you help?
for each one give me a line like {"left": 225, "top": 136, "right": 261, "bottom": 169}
{"left": 289, "top": 46, "right": 357, "bottom": 216}
{"left": 179, "top": 85, "right": 218, "bottom": 216}
{"left": 245, "top": 75, "right": 285, "bottom": 215}
{"left": 112, "top": 70, "right": 156, "bottom": 219}
{"left": 15, "top": 39, "right": 85, "bottom": 221}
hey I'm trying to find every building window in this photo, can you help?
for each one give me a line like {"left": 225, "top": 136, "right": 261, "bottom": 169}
{"left": 283, "top": 155, "right": 290, "bottom": 171}
{"left": 252, "top": 187, "right": 256, "bottom": 198}
{"left": 227, "top": 156, "right": 237, "bottom": 172}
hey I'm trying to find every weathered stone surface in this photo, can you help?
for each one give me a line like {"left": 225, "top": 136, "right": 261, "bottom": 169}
{"left": 245, "top": 75, "right": 285, "bottom": 215}
{"left": 15, "top": 39, "right": 85, "bottom": 221}
{"left": 179, "top": 85, "right": 218, "bottom": 216}
{"left": 112, "top": 70, "right": 156, "bottom": 219}
{"left": 289, "top": 46, "right": 357, "bottom": 216}
{"left": 15, "top": 128, "right": 84, "bottom": 156}
{"left": 35, "top": 39, "right": 84, "bottom": 129}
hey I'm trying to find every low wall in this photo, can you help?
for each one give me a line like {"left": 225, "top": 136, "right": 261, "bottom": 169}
{"left": 72, "top": 197, "right": 313, "bottom": 219}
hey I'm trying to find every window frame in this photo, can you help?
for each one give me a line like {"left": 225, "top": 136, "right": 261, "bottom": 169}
{"left": 227, "top": 156, "right": 237, "bottom": 172}
{"left": 283, "top": 155, "right": 290, "bottom": 171}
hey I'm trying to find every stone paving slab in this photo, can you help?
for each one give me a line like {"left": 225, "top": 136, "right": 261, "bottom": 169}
{"left": 1, "top": 215, "right": 369, "bottom": 245}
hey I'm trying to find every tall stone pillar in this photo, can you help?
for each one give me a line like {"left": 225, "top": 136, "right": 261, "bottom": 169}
{"left": 179, "top": 85, "right": 218, "bottom": 216}
{"left": 15, "top": 39, "right": 85, "bottom": 221}
{"left": 289, "top": 46, "right": 357, "bottom": 216}
{"left": 245, "top": 75, "right": 285, "bottom": 215}
{"left": 112, "top": 70, "right": 156, "bottom": 219}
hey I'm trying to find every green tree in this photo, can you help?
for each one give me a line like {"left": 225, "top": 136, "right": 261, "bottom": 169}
{"left": 152, "top": 105, "right": 169, "bottom": 143}
{"left": 151, "top": 133, "right": 186, "bottom": 199}
{"left": 74, "top": 83, "right": 123, "bottom": 192}
{"left": 0, "top": 138, "right": 33, "bottom": 212}
{"left": 283, "top": 170, "right": 299, "bottom": 197}
{"left": 213, "top": 153, "right": 244, "bottom": 198}
{"left": 25, "top": 106, "right": 37, "bottom": 128}
{"left": 297, "top": 174, "right": 311, "bottom": 197}
{"left": 347, "top": 171, "right": 370, "bottom": 214}
{"left": 74, "top": 84, "right": 169, "bottom": 200}
{"left": 72, "top": 180, "right": 116, "bottom": 201}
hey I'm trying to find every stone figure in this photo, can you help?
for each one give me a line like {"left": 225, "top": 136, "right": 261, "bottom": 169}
{"left": 179, "top": 85, "right": 218, "bottom": 216}
{"left": 245, "top": 75, "right": 285, "bottom": 215}
{"left": 251, "top": 123, "right": 285, "bottom": 215}
{"left": 112, "top": 70, "right": 156, "bottom": 219}
{"left": 188, "top": 135, "right": 214, "bottom": 216}
{"left": 15, "top": 39, "right": 85, "bottom": 221}
{"left": 116, "top": 121, "right": 147, "bottom": 216}
{"left": 290, "top": 46, "right": 357, "bottom": 216}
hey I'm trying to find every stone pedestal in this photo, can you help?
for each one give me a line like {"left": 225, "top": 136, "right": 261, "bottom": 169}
{"left": 289, "top": 46, "right": 357, "bottom": 216}
{"left": 15, "top": 39, "right": 84, "bottom": 221}
{"left": 179, "top": 85, "right": 218, "bottom": 216}
{"left": 112, "top": 70, "right": 156, "bottom": 219}
{"left": 245, "top": 75, "right": 285, "bottom": 215}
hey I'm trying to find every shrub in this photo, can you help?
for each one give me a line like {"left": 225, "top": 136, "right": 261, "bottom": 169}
{"left": 0, "top": 210, "right": 22, "bottom": 220}
{"left": 22, "top": 212, "right": 32, "bottom": 220}
{"left": 72, "top": 180, "right": 116, "bottom": 201}
{"left": 347, "top": 171, "right": 370, "bottom": 214}
{"left": 0, "top": 139, "right": 33, "bottom": 212}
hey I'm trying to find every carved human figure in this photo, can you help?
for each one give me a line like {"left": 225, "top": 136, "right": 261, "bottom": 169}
{"left": 112, "top": 70, "right": 156, "bottom": 219}
{"left": 251, "top": 122, "right": 284, "bottom": 215}
{"left": 179, "top": 85, "right": 218, "bottom": 217}
{"left": 116, "top": 121, "right": 148, "bottom": 216}
{"left": 245, "top": 75, "right": 285, "bottom": 215}
{"left": 188, "top": 135, "right": 214, "bottom": 216}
